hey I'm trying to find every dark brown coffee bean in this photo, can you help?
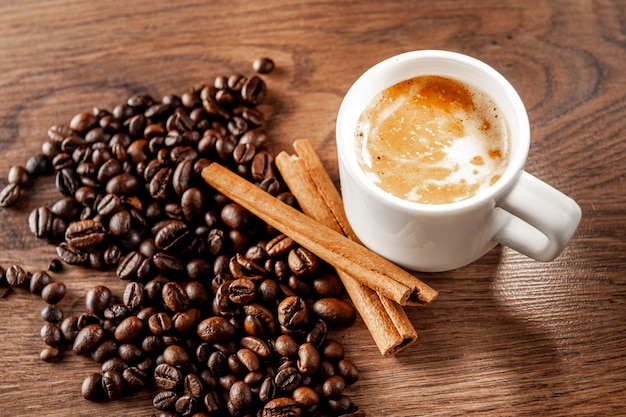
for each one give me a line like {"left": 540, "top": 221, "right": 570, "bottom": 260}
{"left": 240, "top": 335, "right": 272, "bottom": 359}
{"left": 60, "top": 315, "right": 79, "bottom": 342}
{"left": 148, "top": 311, "right": 172, "bottom": 335}
{"left": 28, "top": 206, "right": 53, "bottom": 239}
{"left": 172, "top": 307, "right": 201, "bottom": 334}
{"left": 41, "top": 322, "right": 63, "bottom": 346}
{"left": 82, "top": 373, "right": 105, "bottom": 402}
{"left": 253, "top": 57, "right": 275, "bottom": 74}
{"left": 181, "top": 187, "right": 205, "bottom": 222}
{"left": 274, "top": 366, "right": 301, "bottom": 392}
{"left": 243, "top": 303, "right": 278, "bottom": 337}
{"left": 241, "top": 75, "right": 267, "bottom": 106}
{"left": 312, "top": 272, "right": 344, "bottom": 298}
{"left": 56, "top": 242, "right": 88, "bottom": 265}
{"left": 229, "top": 380, "right": 253, "bottom": 411}
{"left": 262, "top": 397, "right": 301, "bottom": 417}
{"left": 91, "top": 338, "right": 118, "bottom": 363}
{"left": 123, "top": 366, "right": 147, "bottom": 391}
{"left": 5, "top": 265, "right": 28, "bottom": 287}
{"left": 118, "top": 343, "right": 143, "bottom": 363}
{"left": 86, "top": 285, "right": 112, "bottom": 314}
{"left": 275, "top": 335, "right": 298, "bottom": 358}
{"left": 322, "top": 375, "right": 346, "bottom": 399}
{"left": 288, "top": 247, "right": 319, "bottom": 277}
{"left": 8, "top": 165, "right": 29, "bottom": 186}
{"left": 41, "top": 281, "right": 66, "bottom": 304}
{"left": 153, "top": 390, "right": 179, "bottom": 411}
{"left": 203, "top": 390, "right": 225, "bottom": 414}
{"left": 236, "top": 348, "right": 260, "bottom": 372}
{"left": 297, "top": 343, "right": 320, "bottom": 375}
{"left": 184, "top": 373, "right": 206, "bottom": 399}
{"left": 197, "top": 316, "right": 236, "bottom": 343}
{"left": 109, "top": 210, "right": 131, "bottom": 236}
{"left": 102, "top": 369, "right": 124, "bottom": 400}
{"left": 228, "top": 278, "right": 256, "bottom": 304}
{"left": 163, "top": 344, "right": 190, "bottom": 367}
{"left": 122, "top": 281, "right": 144, "bottom": 308}
{"left": 114, "top": 316, "right": 144, "bottom": 343}
{"left": 337, "top": 359, "right": 360, "bottom": 385}
{"left": 312, "top": 298, "right": 356, "bottom": 327}
{"left": 154, "top": 363, "right": 183, "bottom": 390}
{"left": 229, "top": 253, "right": 266, "bottom": 281}
{"left": 251, "top": 150, "right": 274, "bottom": 181}
{"left": 155, "top": 220, "right": 190, "bottom": 252}
{"left": 277, "top": 296, "right": 309, "bottom": 330}
{"left": 29, "top": 271, "right": 52, "bottom": 294}
{"left": 41, "top": 304, "right": 64, "bottom": 323}
{"left": 69, "top": 111, "right": 97, "bottom": 133}
{"left": 73, "top": 324, "right": 105, "bottom": 356}
{"left": 40, "top": 346, "right": 61, "bottom": 362}
{"left": 162, "top": 281, "right": 189, "bottom": 312}
{"left": 65, "top": 219, "right": 106, "bottom": 249}
{"left": 56, "top": 168, "right": 81, "bottom": 197}
{"left": 258, "top": 376, "right": 276, "bottom": 403}
{"left": 266, "top": 234, "right": 295, "bottom": 258}
{"left": 105, "top": 172, "right": 139, "bottom": 195}
{"left": 306, "top": 318, "right": 328, "bottom": 349}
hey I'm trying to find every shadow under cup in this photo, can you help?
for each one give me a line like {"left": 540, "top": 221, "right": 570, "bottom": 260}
{"left": 336, "top": 50, "right": 531, "bottom": 272}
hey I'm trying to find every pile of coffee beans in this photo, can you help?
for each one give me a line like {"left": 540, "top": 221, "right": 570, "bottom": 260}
{"left": 0, "top": 58, "right": 366, "bottom": 416}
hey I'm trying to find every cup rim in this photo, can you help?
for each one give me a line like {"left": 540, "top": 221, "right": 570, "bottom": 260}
{"left": 336, "top": 50, "right": 530, "bottom": 214}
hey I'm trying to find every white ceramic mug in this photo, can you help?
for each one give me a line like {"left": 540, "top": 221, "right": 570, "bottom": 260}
{"left": 335, "top": 50, "right": 582, "bottom": 272}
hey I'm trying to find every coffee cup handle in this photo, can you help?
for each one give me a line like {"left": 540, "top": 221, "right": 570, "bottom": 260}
{"left": 492, "top": 171, "right": 582, "bottom": 261}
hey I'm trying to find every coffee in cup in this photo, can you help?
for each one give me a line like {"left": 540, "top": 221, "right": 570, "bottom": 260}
{"left": 355, "top": 75, "right": 510, "bottom": 204}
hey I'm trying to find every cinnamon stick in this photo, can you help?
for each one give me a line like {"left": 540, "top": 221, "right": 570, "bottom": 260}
{"left": 275, "top": 149, "right": 418, "bottom": 356}
{"left": 291, "top": 139, "right": 438, "bottom": 305}
{"left": 202, "top": 163, "right": 437, "bottom": 306}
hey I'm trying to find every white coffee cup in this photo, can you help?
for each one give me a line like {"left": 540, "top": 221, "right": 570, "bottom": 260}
{"left": 336, "top": 50, "right": 582, "bottom": 272}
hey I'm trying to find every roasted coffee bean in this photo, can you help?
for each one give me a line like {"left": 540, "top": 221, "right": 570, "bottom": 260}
{"left": 184, "top": 373, "right": 206, "bottom": 399}
{"left": 91, "top": 338, "right": 118, "bottom": 363}
{"left": 229, "top": 253, "right": 266, "bottom": 280}
{"left": 41, "top": 322, "right": 63, "bottom": 346}
{"left": 322, "top": 375, "right": 346, "bottom": 399}
{"left": 28, "top": 206, "right": 54, "bottom": 239}
{"left": 109, "top": 210, "right": 131, "bottom": 236}
{"left": 336, "top": 359, "right": 360, "bottom": 385}
{"left": 153, "top": 390, "right": 178, "bottom": 411}
{"left": 312, "top": 272, "right": 344, "bottom": 298}
{"left": 172, "top": 308, "right": 201, "bottom": 334}
{"left": 275, "top": 335, "right": 298, "bottom": 358}
{"left": 41, "top": 281, "right": 66, "bottom": 304}
{"left": 69, "top": 111, "right": 97, "bottom": 133}
{"left": 82, "top": 373, "right": 105, "bottom": 402}
{"left": 119, "top": 343, "right": 143, "bottom": 363}
{"left": 327, "top": 395, "right": 354, "bottom": 414}
{"left": 312, "top": 298, "right": 356, "bottom": 327}
{"left": 73, "top": 324, "right": 105, "bottom": 356}
{"left": 252, "top": 57, "right": 275, "bottom": 74}
{"left": 123, "top": 281, "right": 144, "bottom": 308}
{"left": 114, "top": 316, "right": 144, "bottom": 343}
{"left": 297, "top": 343, "right": 320, "bottom": 375}
{"left": 56, "top": 242, "right": 88, "bottom": 265}
{"left": 197, "top": 316, "right": 236, "bottom": 343}
{"left": 306, "top": 319, "right": 328, "bottom": 349}
{"left": 175, "top": 394, "right": 200, "bottom": 416}
{"left": 29, "top": 271, "right": 52, "bottom": 294}
{"left": 155, "top": 220, "right": 190, "bottom": 252}
{"left": 251, "top": 150, "right": 274, "bottom": 181}
{"left": 266, "top": 234, "right": 295, "bottom": 258}
{"left": 236, "top": 348, "right": 260, "bottom": 372}
{"left": 277, "top": 296, "right": 309, "bottom": 330}
{"left": 60, "top": 315, "right": 79, "bottom": 342}
{"left": 86, "top": 285, "right": 112, "bottom": 314}
{"left": 123, "top": 366, "right": 147, "bottom": 391}
{"left": 41, "top": 304, "right": 64, "bottom": 323}
{"left": 203, "top": 390, "right": 225, "bottom": 414}
{"left": 162, "top": 281, "right": 189, "bottom": 312}
{"left": 262, "top": 397, "right": 301, "bottom": 417}
{"left": 65, "top": 219, "right": 106, "bottom": 249}
{"left": 116, "top": 250, "right": 144, "bottom": 280}
{"left": 5, "top": 265, "right": 28, "bottom": 287}
{"left": 77, "top": 312, "right": 101, "bottom": 330}
{"left": 229, "top": 380, "right": 253, "bottom": 411}
{"left": 288, "top": 247, "right": 318, "bottom": 277}
{"left": 0, "top": 183, "right": 21, "bottom": 207}
{"left": 102, "top": 369, "right": 124, "bottom": 400}
{"left": 154, "top": 363, "right": 183, "bottom": 390}
{"left": 48, "top": 258, "right": 63, "bottom": 272}
{"left": 322, "top": 339, "right": 345, "bottom": 361}
{"left": 56, "top": 167, "right": 81, "bottom": 197}
{"left": 163, "top": 344, "right": 190, "bottom": 367}
{"left": 228, "top": 278, "right": 256, "bottom": 304}
{"left": 274, "top": 366, "right": 301, "bottom": 392}
{"left": 8, "top": 165, "right": 30, "bottom": 186}
{"left": 148, "top": 311, "right": 172, "bottom": 335}
{"left": 241, "top": 75, "right": 266, "bottom": 106}
{"left": 259, "top": 376, "right": 277, "bottom": 403}
{"left": 105, "top": 172, "right": 139, "bottom": 195}
{"left": 40, "top": 346, "right": 61, "bottom": 362}
{"left": 240, "top": 335, "right": 272, "bottom": 359}
{"left": 101, "top": 357, "right": 128, "bottom": 374}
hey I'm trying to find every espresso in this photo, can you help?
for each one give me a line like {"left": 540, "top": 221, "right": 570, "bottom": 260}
{"left": 355, "top": 75, "right": 510, "bottom": 204}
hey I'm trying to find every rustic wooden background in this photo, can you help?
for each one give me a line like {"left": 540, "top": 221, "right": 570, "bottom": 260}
{"left": 0, "top": 1, "right": 625, "bottom": 416}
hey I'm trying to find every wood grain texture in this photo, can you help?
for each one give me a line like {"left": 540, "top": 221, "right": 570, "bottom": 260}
{"left": 0, "top": 0, "right": 625, "bottom": 416}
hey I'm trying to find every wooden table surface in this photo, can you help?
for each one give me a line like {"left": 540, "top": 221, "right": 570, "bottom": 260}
{"left": 1, "top": 1, "right": 624, "bottom": 416}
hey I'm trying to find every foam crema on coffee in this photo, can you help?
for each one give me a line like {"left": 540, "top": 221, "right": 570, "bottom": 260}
{"left": 355, "top": 75, "right": 510, "bottom": 204}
